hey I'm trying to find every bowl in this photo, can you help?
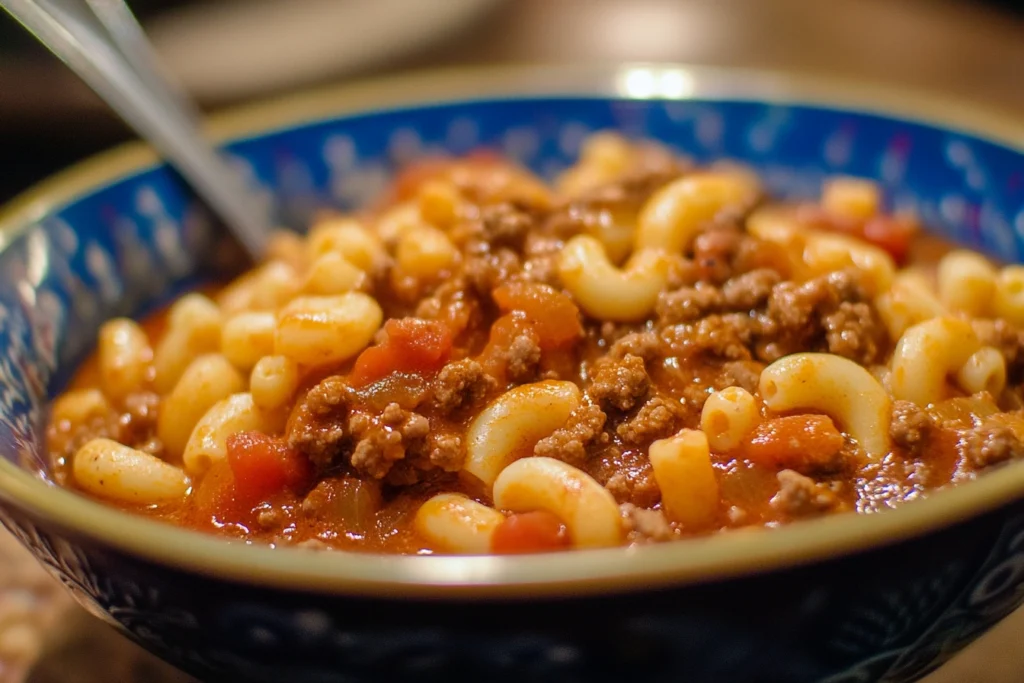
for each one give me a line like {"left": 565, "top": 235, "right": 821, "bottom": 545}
{"left": 1, "top": 64, "right": 1024, "bottom": 683}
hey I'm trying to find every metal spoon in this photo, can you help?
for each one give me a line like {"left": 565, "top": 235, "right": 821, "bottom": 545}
{"left": 1, "top": 0, "right": 270, "bottom": 259}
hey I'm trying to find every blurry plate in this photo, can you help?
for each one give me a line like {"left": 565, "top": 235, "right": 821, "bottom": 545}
{"left": 146, "top": 0, "right": 506, "bottom": 103}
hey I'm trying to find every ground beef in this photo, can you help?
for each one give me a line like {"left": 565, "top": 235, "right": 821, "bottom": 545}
{"left": 464, "top": 246, "right": 522, "bottom": 296}
{"left": 656, "top": 282, "right": 722, "bottom": 325}
{"left": 719, "top": 360, "right": 764, "bottom": 394}
{"left": 620, "top": 503, "right": 676, "bottom": 543}
{"left": 349, "top": 424, "right": 403, "bottom": 479}
{"left": 588, "top": 354, "right": 650, "bottom": 411}
{"left": 429, "top": 434, "right": 465, "bottom": 471}
{"left": 721, "top": 268, "right": 781, "bottom": 311}
{"left": 616, "top": 396, "right": 686, "bottom": 445}
{"left": 413, "top": 277, "right": 480, "bottom": 324}
{"left": 479, "top": 202, "right": 535, "bottom": 251}
{"left": 117, "top": 391, "right": 161, "bottom": 450}
{"left": 608, "top": 331, "right": 664, "bottom": 362}
{"left": 588, "top": 447, "right": 661, "bottom": 508}
{"left": 257, "top": 508, "right": 285, "bottom": 531}
{"left": 889, "top": 400, "right": 935, "bottom": 453}
{"left": 959, "top": 420, "right": 1024, "bottom": 469}
{"left": 823, "top": 301, "right": 886, "bottom": 364}
{"left": 347, "top": 403, "right": 432, "bottom": 480}
{"left": 665, "top": 254, "right": 703, "bottom": 290}
{"left": 287, "top": 376, "right": 352, "bottom": 470}
{"left": 505, "top": 329, "right": 542, "bottom": 383}
{"left": 758, "top": 268, "right": 867, "bottom": 362}
{"left": 520, "top": 233, "right": 564, "bottom": 286}
{"left": 770, "top": 470, "right": 840, "bottom": 516}
{"left": 692, "top": 224, "right": 745, "bottom": 283}
{"left": 533, "top": 404, "right": 608, "bottom": 466}
{"left": 972, "top": 318, "right": 1024, "bottom": 382}
{"left": 430, "top": 359, "right": 496, "bottom": 414}
{"left": 661, "top": 313, "right": 756, "bottom": 360}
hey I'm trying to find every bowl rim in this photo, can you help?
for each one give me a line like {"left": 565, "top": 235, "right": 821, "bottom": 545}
{"left": 1, "top": 63, "right": 1024, "bottom": 599}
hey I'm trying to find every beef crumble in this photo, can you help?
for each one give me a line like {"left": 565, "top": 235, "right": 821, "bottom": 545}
{"left": 587, "top": 354, "right": 650, "bottom": 412}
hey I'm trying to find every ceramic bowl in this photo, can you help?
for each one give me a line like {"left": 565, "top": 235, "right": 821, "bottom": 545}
{"left": 1, "top": 65, "right": 1023, "bottom": 683}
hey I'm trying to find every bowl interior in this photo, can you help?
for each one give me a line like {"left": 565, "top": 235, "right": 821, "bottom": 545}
{"left": 1, "top": 67, "right": 1023, "bottom": 594}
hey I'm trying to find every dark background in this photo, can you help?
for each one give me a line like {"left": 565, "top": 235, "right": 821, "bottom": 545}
{"left": 1, "top": 0, "right": 1022, "bottom": 205}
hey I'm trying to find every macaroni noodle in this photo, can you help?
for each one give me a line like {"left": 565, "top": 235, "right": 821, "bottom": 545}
{"left": 759, "top": 352, "right": 891, "bottom": 458}
{"left": 492, "top": 457, "right": 622, "bottom": 549}
{"left": 463, "top": 381, "right": 581, "bottom": 490}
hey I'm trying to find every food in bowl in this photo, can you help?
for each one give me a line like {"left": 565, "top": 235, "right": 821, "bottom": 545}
{"left": 44, "top": 132, "right": 1024, "bottom": 555}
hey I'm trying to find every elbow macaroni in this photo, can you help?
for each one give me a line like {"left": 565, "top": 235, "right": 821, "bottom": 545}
{"left": 220, "top": 311, "right": 276, "bottom": 371}
{"left": 492, "top": 457, "right": 622, "bottom": 549}
{"left": 759, "top": 352, "right": 891, "bottom": 458}
{"left": 73, "top": 438, "right": 190, "bottom": 504}
{"left": 956, "top": 346, "right": 1007, "bottom": 398}
{"left": 649, "top": 429, "right": 719, "bottom": 528}
{"left": 890, "top": 317, "right": 981, "bottom": 406}
{"left": 636, "top": 170, "right": 760, "bottom": 253}
{"left": 97, "top": 319, "right": 152, "bottom": 401}
{"left": 801, "top": 232, "right": 895, "bottom": 295}
{"left": 167, "top": 293, "right": 222, "bottom": 350}
{"left": 700, "top": 387, "right": 759, "bottom": 452}
{"left": 821, "top": 177, "right": 881, "bottom": 222}
{"left": 250, "top": 355, "right": 299, "bottom": 411}
{"left": 274, "top": 292, "right": 383, "bottom": 367}
{"left": 396, "top": 226, "right": 459, "bottom": 278}
{"left": 157, "top": 354, "right": 245, "bottom": 462}
{"left": 994, "top": 265, "right": 1024, "bottom": 327}
{"left": 937, "top": 250, "right": 997, "bottom": 316}
{"left": 307, "top": 219, "right": 385, "bottom": 271}
{"left": 50, "top": 389, "right": 111, "bottom": 428}
{"left": 416, "top": 180, "right": 462, "bottom": 230}
{"left": 463, "top": 381, "right": 581, "bottom": 489}
{"left": 874, "top": 272, "right": 947, "bottom": 340}
{"left": 303, "top": 252, "right": 367, "bottom": 296}
{"left": 557, "top": 235, "right": 671, "bottom": 322}
{"left": 414, "top": 494, "right": 506, "bottom": 554}
{"left": 182, "top": 393, "right": 265, "bottom": 476}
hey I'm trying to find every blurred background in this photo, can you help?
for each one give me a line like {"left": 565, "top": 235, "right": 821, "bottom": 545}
{"left": 0, "top": 0, "right": 1023, "bottom": 681}
{"left": 1, "top": 0, "right": 1023, "bottom": 205}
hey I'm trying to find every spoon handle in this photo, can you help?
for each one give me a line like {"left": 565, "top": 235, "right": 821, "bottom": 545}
{"left": 84, "top": 0, "right": 199, "bottom": 124}
{"left": 1, "top": 0, "right": 269, "bottom": 259}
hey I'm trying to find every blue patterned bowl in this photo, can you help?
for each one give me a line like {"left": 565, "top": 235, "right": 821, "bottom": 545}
{"left": 1, "top": 65, "right": 1024, "bottom": 683}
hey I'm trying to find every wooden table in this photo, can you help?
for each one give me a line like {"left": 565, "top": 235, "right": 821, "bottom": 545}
{"left": 2, "top": 1, "right": 1023, "bottom": 681}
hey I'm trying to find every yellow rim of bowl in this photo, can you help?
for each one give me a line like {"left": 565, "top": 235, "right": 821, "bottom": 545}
{"left": 1, "top": 63, "right": 1024, "bottom": 599}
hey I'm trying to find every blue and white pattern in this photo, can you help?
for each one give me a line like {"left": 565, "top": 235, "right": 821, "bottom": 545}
{"left": 0, "top": 95, "right": 1022, "bottom": 683}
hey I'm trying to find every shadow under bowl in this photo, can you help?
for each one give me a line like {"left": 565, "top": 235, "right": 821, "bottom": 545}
{"left": 0, "top": 65, "right": 1023, "bottom": 683}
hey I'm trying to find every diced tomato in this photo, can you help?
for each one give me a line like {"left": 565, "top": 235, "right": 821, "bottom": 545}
{"left": 192, "top": 461, "right": 256, "bottom": 528}
{"left": 226, "top": 431, "right": 313, "bottom": 501}
{"left": 491, "top": 511, "right": 570, "bottom": 554}
{"left": 493, "top": 282, "right": 583, "bottom": 350}
{"left": 862, "top": 215, "right": 917, "bottom": 264}
{"left": 743, "top": 415, "right": 844, "bottom": 471}
{"left": 349, "top": 318, "right": 453, "bottom": 388}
